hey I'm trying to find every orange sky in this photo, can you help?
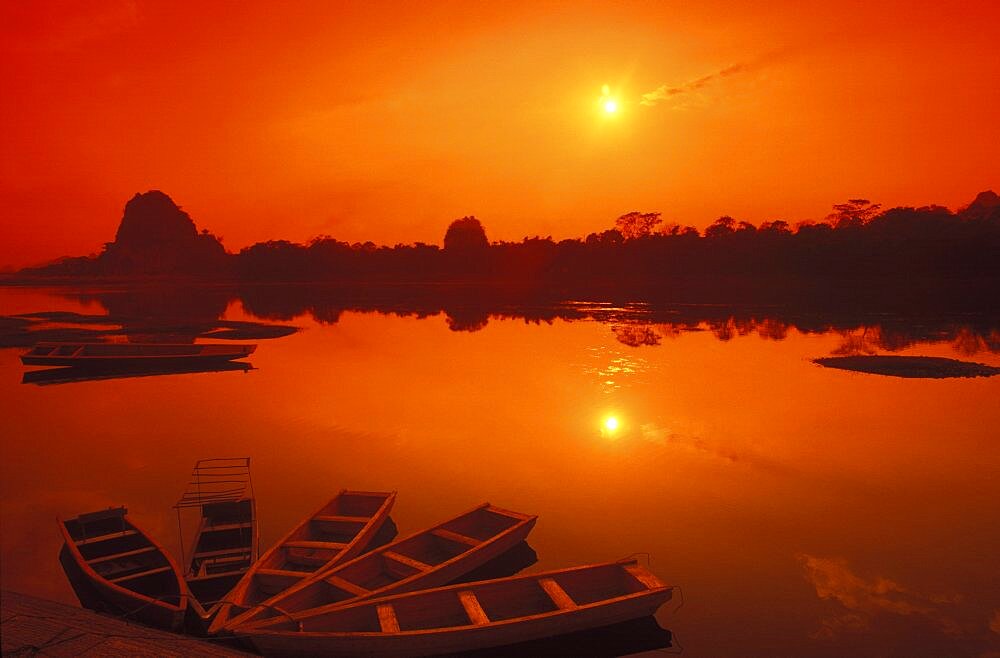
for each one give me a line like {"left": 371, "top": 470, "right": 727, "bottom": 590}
{"left": 2, "top": 0, "right": 998, "bottom": 269}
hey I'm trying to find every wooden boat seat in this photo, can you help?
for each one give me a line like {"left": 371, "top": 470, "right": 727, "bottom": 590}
{"left": 459, "top": 590, "right": 491, "bottom": 625}
{"left": 75, "top": 529, "right": 138, "bottom": 546}
{"left": 192, "top": 547, "right": 252, "bottom": 559}
{"left": 284, "top": 540, "right": 347, "bottom": 550}
{"left": 539, "top": 578, "right": 577, "bottom": 610}
{"left": 324, "top": 575, "right": 370, "bottom": 597}
{"left": 431, "top": 528, "right": 479, "bottom": 547}
{"left": 203, "top": 521, "right": 254, "bottom": 532}
{"left": 383, "top": 551, "right": 432, "bottom": 572}
{"left": 86, "top": 545, "right": 157, "bottom": 564}
{"left": 377, "top": 603, "right": 400, "bottom": 632}
{"left": 625, "top": 564, "right": 664, "bottom": 590}
{"left": 188, "top": 567, "right": 248, "bottom": 582}
{"left": 109, "top": 565, "right": 172, "bottom": 584}
{"left": 256, "top": 568, "right": 307, "bottom": 579}
{"left": 311, "top": 515, "right": 369, "bottom": 524}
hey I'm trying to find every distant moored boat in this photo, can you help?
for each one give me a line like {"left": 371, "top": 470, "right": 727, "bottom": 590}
{"left": 21, "top": 342, "right": 256, "bottom": 367}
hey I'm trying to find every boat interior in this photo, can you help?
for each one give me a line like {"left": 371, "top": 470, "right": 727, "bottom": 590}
{"left": 438, "top": 507, "right": 522, "bottom": 541}
{"left": 250, "top": 506, "right": 521, "bottom": 619}
{"left": 280, "top": 564, "right": 656, "bottom": 633}
{"left": 63, "top": 508, "right": 181, "bottom": 603}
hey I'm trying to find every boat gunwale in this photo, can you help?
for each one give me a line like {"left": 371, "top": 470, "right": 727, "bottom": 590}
{"left": 232, "top": 502, "right": 537, "bottom": 630}
{"left": 238, "top": 559, "right": 671, "bottom": 639}
{"left": 24, "top": 341, "right": 255, "bottom": 362}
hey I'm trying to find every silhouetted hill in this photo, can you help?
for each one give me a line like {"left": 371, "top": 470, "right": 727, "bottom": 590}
{"left": 15, "top": 190, "right": 1000, "bottom": 291}
{"left": 20, "top": 191, "right": 230, "bottom": 277}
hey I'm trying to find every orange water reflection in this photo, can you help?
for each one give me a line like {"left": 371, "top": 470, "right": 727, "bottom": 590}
{"left": 1, "top": 287, "right": 999, "bottom": 656}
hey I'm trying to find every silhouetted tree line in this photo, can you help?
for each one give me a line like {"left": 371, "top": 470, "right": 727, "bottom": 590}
{"left": 19, "top": 191, "right": 1000, "bottom": 286}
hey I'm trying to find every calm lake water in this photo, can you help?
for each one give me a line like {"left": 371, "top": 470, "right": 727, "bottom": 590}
{"left": 1, "top": 285, "right": 999, "bottom": 657}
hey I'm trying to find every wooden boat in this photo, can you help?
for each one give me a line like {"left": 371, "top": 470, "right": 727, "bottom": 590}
{"left": 174, "top": 458, "right": 260, "bottom": 629}
{"left": 57, "top": 506, "right": 188, "bottom": 631}
{"left": 208, "top": 490, "right": 396, "bottom": 635}
{"left": 22, "top": 361, "right": 253, "bottom": 386}
{"left": 21, "top": 342, "right": 256, "bottom": 367}
{"left": 240, "top": 559, "right": 673, "bottom": 657}
{"left": 230, "top": 503, "right": 536, "bottom": 631}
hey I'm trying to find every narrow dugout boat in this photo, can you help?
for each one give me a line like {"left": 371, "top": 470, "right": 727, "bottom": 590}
{"left": 174, "top": 458, "right": 260, "bottom": 629}
{"left": 229, "top": 503, "right": 536, "bottom": 631}
{"left": 57, "top": 506, "right": 188, "bottom": 631}
{"left": 21, "top": 342, "right": 256, "bottom": 367}
{"left": 241, "top": 559, "right": 673, "bottom": 657}
{"left": 208, "top": 490, "right": 396, "bottom": 635}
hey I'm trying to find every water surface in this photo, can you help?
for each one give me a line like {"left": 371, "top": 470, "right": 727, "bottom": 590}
{"left": 1, "top": 285, "right": 998, "bottom": 657}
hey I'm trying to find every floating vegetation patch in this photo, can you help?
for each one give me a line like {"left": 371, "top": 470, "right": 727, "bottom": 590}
{"left": 813, "top": 355, "right": 1000, "bottom": 379}
{"left": 0, "top": 311, "right": 298, "bottom": 347}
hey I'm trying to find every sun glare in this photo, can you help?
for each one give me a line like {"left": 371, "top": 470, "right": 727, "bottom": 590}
{"left": 604, "top": 416, "right": 620, "bottom": 432}
{"left": 599, "top": 84, "right": 620, "bottom": 116}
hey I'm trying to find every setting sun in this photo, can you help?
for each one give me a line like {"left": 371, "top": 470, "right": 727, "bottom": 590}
{"left": 603, "top": 416, "right": 620, "bottom": 432}
{"left": 603, "top": 99, "right": 618, "bottom": 114}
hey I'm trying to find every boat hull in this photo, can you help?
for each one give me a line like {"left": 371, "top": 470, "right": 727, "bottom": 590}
{"left": 249, "top": 604, "right": 668, "bottom": 658}
{"left": 244, "top": 562, "right": 672, "bottom": 657}
{"left": 22, "top": 342, "right": 256, "bottom": 367}
{"left": 58, "top": 513, "right": 187, "bottom": 632}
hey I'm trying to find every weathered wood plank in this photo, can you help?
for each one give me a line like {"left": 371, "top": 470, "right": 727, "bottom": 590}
{"left": 1, "top": 590, "right": 251, "bottom": 657}
{"left": 459, "top": 590, "right": 491, "bottom": 625}
{"left": 539, "top": 577, "right": 577, "bottom": 610}
{"left": 431, "top": 528, "right": 480, "bottom": 546}
{"left": 376, "top": 603, "right": 400, "bottom": 633}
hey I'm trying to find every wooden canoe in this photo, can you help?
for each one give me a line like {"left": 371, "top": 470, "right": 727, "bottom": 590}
{"left": 208, "top": 490, "right": 396, "bottom": 635}
{"left": 57, "top": 506, "right": 188, "bottom": 632}
{"left": 21, "top": 342, "right": 256, "bottom": 367}
{"left": 240, "top": 559, "right": 673, "bottom": 657}
{"left": 175, "top": 458, "right": 260, "bottom": 629}
{"left": 230, "top": 503, "right": 536, "bottom": 631}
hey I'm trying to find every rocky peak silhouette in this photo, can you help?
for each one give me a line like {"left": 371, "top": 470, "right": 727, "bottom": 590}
{"left": 114, "top": 190, "right": 198, "bottom": 249}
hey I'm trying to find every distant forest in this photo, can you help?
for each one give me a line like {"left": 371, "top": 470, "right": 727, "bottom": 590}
{"left": 18, "top": 190, "right": 1000, "bottom": 286}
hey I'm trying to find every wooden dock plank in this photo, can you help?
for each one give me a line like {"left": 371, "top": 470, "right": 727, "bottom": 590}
{"left": 1, "top": 590, "right": 251, "bottom": 657}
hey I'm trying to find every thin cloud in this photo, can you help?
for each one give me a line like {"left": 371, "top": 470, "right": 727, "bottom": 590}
{"left": 639, "top": 52, "right": 783, "bottom": 107}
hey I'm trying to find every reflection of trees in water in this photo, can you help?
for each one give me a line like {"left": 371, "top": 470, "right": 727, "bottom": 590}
{"left": 612, "top": 325, "right": 662, "bottom": 347}
{"left": 44, "top": 284, "right": 1000, "bottom": 349}
{"left": 607, "top": 317, "right": 1000, "bottom": 356}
